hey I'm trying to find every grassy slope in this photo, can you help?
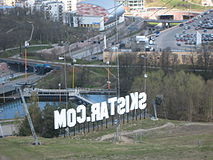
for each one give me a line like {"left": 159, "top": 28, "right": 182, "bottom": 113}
{"left": 0, "top": 119, "right": 212, "bottom": 160}
{"left": 145, "top": 0, "right": 211, "bottom": 10}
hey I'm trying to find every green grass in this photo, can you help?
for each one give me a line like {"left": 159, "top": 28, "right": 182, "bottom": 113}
{"left": 145, "top": 0, "right": 212, "bottom": 10}
{"left": 0, "top": 119, "right": 212, "bottom": 160}
{"left": 0, "top": 45, "right": 53, "bottom": 58}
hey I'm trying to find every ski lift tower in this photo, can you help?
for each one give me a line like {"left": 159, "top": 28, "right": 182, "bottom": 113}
{"left": 151, "top": 95, "right": 163, "bottom": 121}
{"left": 16, "top": 82, "right": 39, "bottom": 145}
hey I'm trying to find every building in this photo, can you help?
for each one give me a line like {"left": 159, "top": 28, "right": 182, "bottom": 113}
{"left": 117, "top": 0, "right": 144, "bottom": 12}
{"left": 64, "top": 0, "right": 125, "bottom": 31}
{"left": 40, "top": 1, "right": 65, "bottom": 22}
{"left": 61, "top": 0, "right": 83, "bottom": 12}
{"left": 0, "top": 0, "right": 17, "bottom": 6}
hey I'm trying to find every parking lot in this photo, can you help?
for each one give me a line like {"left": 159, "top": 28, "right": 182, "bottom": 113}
{"left": 154, "top": 9, "right": 213, "bottom": 51}
{"left": 176, "top": 9, "right": 213, "bottom": 47}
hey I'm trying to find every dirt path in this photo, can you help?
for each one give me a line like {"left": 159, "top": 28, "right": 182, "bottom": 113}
{"left": 97, "top": 122, "right": 175, "bottom": 142}
{"left": 97, "top": 122, "right": 213, "bottom": 143}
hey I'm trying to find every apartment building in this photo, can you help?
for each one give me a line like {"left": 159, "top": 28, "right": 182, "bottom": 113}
{"left": 117, "top": 0, "right": 144, "bottom": 12}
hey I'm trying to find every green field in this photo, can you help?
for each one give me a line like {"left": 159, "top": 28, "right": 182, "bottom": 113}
{"left": 145, "top": 0, "right": 212, "bottom": 10}
{"left": 0, "top": 45, "right": 53, "bottom": 58}
{"left": 0, "top": 119, "right": 213, "bottom": 160}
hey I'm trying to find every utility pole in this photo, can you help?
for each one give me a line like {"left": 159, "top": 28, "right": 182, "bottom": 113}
{"left": 114, "top": 0, "right": 121, "bottom": 142}
{"left": 24, "top": 21, "right": 34, "bottom": 81}
{"left": 18, "top": 85, "right": 39, "bottom": 145}
{"left": 64, "top": 42, "right": 69, "bottom": 136}
{"left": 0, "top": 109, "right": 4, "bottom": 138}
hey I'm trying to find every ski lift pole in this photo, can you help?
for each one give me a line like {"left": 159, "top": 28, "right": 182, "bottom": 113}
{"left": 0, "top": 109, "right": 4, "bottom": 137}
{"left": 18, "top": 87, "right": 39, "bottom": 145}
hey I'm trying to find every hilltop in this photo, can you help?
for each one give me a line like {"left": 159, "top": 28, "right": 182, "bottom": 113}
{"left": 145, "top": 0, "right": 210, "bottom": 10}
{"left": 0, "top": 119, "right": 213, "bottom": 160}
{"left": 0, "top": 8, "right": 98, "bottom": 51}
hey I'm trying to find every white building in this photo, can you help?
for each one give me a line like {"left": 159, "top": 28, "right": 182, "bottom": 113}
{"left": 117, "top": 0, "right": 144, "bottom": 12}
{"left": 40, "top": 1, "right": 65, "bottom": 22}
{"left": 61, "top": 0, "right": 83, "bottom": 12}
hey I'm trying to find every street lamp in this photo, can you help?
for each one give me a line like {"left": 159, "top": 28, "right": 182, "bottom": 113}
{"left": 140, "top": 54, "right": 148, "bottom": 119}
{"left": 106, "top": 61, "right": 111, "bottom": 90}
{"left": 58, "top": 83, "right": 61, "bottom": 102}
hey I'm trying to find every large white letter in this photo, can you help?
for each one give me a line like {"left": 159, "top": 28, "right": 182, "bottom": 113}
{"left": 117, "top": 97, "right": 126, "bottom": 115}
{"left": 139, "top": 92, "right": 147, "bottom": 110}
{"left": 125, "top": 95, "right": 130, "bottom": 113}
{"left": 54, "top": 109, "right": 66, "bottom": 129}
{"left": 108, "top": 97, "right": 117, "bottom": 116}
{"left": 67, "top": 108, "right": 76, "bottom": 127}
{"left": 130, "top": 92, "right": 139, "bottom": 110}
{"left": 91, "top": 103, "right": 101, "bottom": 122}
{"left": 77, "top": 105, "right": 86, "bottom": 124}
{"left": 100, "top": 101, "right": 109, "bottom": 120}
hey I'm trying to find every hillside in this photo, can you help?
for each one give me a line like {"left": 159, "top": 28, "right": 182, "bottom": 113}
{"left": 0, "top": 8, "right": 98, "bottom": 51}
{"left": 145, "top": 0, "right": 211, "bottom": 10}
{"left": 0, "top": 119, "right": 213, "bottom": 160}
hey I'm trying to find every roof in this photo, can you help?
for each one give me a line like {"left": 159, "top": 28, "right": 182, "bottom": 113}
{"left": 77, "top": 3, "right": 109, "bottom": 21}
{"left": 79, "top": 0, "right": 125, "bottom": 17}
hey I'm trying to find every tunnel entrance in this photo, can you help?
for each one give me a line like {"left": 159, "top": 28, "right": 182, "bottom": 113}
{"left": 183, "top": 15, "right": 194, "bottom": 20}
{"left": 158, "top": 15, "right": 174, "bottom": 20}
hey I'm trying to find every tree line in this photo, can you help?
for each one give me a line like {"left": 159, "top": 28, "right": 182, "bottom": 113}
{"left": 0, "top": 7, "right": 98, "bottom": 51}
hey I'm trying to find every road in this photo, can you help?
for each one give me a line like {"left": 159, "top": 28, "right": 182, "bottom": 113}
{"left": 0, "top": 74, "right": 44, "bottom": 95}
{"left": 68, "top": 17, "right": 145, "bottom": 59}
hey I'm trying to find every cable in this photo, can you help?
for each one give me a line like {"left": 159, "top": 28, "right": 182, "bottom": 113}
{"left": 150, "top": 0, "right": 175, "bottom": 17}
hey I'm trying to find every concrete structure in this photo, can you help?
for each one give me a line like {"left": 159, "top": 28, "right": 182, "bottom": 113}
{"left": 135, "top": 9, "right": 201, "bottom": 20}
{"left": 64, "top": 0, "right": 125, "bottom": 31}
{"left": 103, "top": 51, "right": 213, "bottom": 67}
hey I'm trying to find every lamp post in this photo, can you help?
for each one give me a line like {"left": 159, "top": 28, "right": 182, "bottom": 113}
{"left": 140, "top": 54, "right": 148, "bottom": 119}
{"left": 106, "top": 61, "right": 111, "bottom": 90}
{"left": 58, "top": 83, "right": 61, "bottom": 102}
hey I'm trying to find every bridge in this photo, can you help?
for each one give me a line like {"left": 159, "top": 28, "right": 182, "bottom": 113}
{"left": 0, "top": 58, "right": 58, "bottom": 74}
{"left": 0, "top": 87, "right": 117, "bottom": 104}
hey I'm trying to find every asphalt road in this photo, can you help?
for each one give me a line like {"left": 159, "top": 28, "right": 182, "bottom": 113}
{"left": 0, "top": 74, "right": 44, "bottom": 95}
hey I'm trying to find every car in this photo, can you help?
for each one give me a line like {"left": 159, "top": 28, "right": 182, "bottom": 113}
{"left": 177, "top": 43, "right": 181, "bottom": 46}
